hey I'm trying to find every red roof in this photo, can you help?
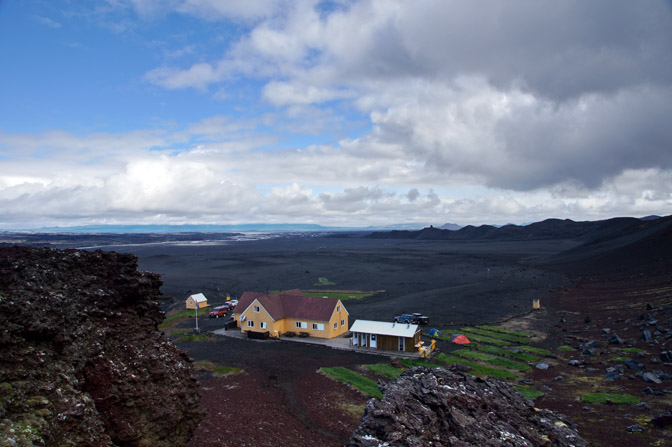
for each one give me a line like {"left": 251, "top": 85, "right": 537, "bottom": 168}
{"left": 235, "top": 289, "right": 345, "bottom": 322}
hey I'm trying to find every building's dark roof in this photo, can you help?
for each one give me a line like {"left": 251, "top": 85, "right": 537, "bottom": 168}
{"left": 235, "top": 289, "right": 346, "bottom": 322}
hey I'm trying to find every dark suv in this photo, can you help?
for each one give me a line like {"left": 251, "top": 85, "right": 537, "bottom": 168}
{"left": 394, "top": 313, "right": 429, "bottom": 325}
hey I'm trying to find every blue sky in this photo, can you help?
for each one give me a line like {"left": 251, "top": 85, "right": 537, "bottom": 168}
{"left": 1, "top": 0, "right": 671, "bottom": 230}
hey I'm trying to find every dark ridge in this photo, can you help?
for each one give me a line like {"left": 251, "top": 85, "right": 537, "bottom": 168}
{"left": 366, "top": 216, "right": 648, "bottom": 242}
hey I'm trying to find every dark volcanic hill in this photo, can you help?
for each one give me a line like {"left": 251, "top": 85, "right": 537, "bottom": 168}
{"left": 366, "top": 216, "right": 659, "bottom": 242}
{"left": 0, "top": 247, "right": 202, "bottom": 446}
{"left": 544, "top": 214, "right": 672, "bottom": 276}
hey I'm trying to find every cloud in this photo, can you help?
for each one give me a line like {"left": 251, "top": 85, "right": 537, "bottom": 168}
{"left": 2, "top": 1, "right": 672, "bottom": 228}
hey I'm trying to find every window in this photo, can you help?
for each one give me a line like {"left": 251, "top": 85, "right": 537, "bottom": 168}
{"left": 296, "top": 321, "right": 307, "bottom": 329}
{"left": 337, "top": 305, "right": 341, "bottom": 312}
{"left": 247, "top": 320, "right": 254, "bottom": 327}
{"left": 253, "top": 305, "right": 260, "bottom": 312}
{"left": 333, "top": 322, "right": 337, "bottom": 329}
{"left": 341, "top": 319, "right": 345, "bottom": 326}
{"left": 260, "top": 322, "right": 267, "bottom": 329}
{"left": 312, "top": 323, "right": 324, "bottom": 331}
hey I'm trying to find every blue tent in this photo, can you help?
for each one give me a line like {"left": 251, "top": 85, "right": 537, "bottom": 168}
{"left": 426, "top": 328, "right": 442, "bottom": 337}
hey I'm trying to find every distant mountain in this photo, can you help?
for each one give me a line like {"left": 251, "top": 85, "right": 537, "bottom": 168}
{"left": 366, "top": 216, "right": 663, "bottom": 242}
{"left": 438, "top": 223, "right": 462, "bottom": 231}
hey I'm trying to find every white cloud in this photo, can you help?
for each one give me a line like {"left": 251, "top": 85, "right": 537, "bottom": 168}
{"left": 2, "top": 0, "right": 672, "bottom": 228}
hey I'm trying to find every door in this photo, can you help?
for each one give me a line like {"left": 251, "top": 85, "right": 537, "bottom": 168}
{"left": 370, "top": 334, "right": 377, "bottom": 349}
{"left": 362, "top": 334, "right": 367, "bottom": 347}
{"left": 398, "top": 336, "right": 405, "bottom": 351}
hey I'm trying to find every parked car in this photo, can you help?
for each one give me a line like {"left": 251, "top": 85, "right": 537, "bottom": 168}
{"left": 394, "top": 313, "right": 429, "bottom": 325}
{"left": 412, "top": 313, "right": 429, "bottom": 325}
{"left": 209, "top": 308, "right": 228, "bottom": 318}
{"left": 394, "top": 314, "right": 415, "bottom": 324}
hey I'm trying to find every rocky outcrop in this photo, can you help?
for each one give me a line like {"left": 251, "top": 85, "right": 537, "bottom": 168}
{"left": 0, "top": 246, "right": 202, "bottom": 447}
{"left": 350, "top": 366, "right": 586, "bottom": 447}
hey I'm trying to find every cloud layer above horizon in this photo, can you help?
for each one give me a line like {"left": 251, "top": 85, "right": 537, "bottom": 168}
{"left": 1, "top": 0, "right": 671, "bottom": 229}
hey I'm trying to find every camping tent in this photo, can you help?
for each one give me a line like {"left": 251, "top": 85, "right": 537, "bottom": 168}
{"left": 450, "top": 334, "right": 470, "bottom": 344}
{"left": 426, "top": 328, "right": 442, "bottom": 337}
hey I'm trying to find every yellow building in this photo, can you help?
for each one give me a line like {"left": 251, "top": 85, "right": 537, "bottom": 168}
{"left": 233, "top": 289, "right": 349, "bottom": 339}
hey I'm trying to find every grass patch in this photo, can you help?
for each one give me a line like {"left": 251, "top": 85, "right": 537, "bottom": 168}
{"left": 460, "top": 327, "right": 532, "bottom": 344}
{"left": 160, "top": 309, "right": 206, "bottom": 330}
{"left": 514, "top": 385, "right": 545, "bottom": 400}
{"left": 430, "top": 330, "right": 511, "bottom": 346}
{"left": 314, "top": 277, "right": 336, "bottom": 286}
{"left": 434, "top": 353, "right": 518, "bottom": 379}
{"left": 580, "top": 393, "right": 639, "bottom": 404}
{"left": 452, "top": 349, "right": 531, "bottom": 372}
{"left": 398, "top": 358, "right": 443, "bottom": 369}
{"left": 476, "top": 325, "right": 534, "bottom": 338}
{"left": 517, "top": 346, "right": 552, "bottom": 356}
{"left": 302, "top": 290, "right": 382, "bottom": 301}
{"left": 558, "top": 345, "right": 575, "bottom": 351}
{"left": 194, "top": 361, "right": 243, "bottom": 377}
{"left": 610, "top": 356, "right": 631, "bottom": 362}
{"left": 621, "top": 347, "right": 646, "bottom": 354}
{"left": 454, "top": 331, "right": 511, "bottom": 346}
{"left": 339, "top": 403, "right": 366, "bottom": 419}
{"left": 319, "top": 367, "right": 382, "bottom": 398}
{"left": 364, "top": 364, "right": 404, "bottom": 379}
{"left": 469, "top": 343, "right": 539, "bottom": 362}
{"left": 175, "top": 333, "right": 213, "bottom": 342}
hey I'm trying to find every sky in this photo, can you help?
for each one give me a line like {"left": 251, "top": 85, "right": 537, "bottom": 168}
{"left": 1, "top": 0, "right": 671, "bottom": 230}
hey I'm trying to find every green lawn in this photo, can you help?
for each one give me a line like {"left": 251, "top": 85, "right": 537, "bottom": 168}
{"left": 398, "top": 358, "right": 444, "bottom": 369}
{"left": 581, "top": 393, "right": 639, "bottom": 404}
{"left": 476, "top": 325, "right": 534, "bottom": 338}
{"left": 469, "top": 343, "right": 539, "bottom": 362}
{"left": 314, "top": 277, "right": 336, "bottom": 286}
{"left": 434, "top": 353, "right": 518, "bottom": 379}
{"left": 460, "top": 327, "right": 532, "bottom": 344}
{"left": 452, "top": 349, "right": 531, "bottom": 372}
{"left": 319, "top": 367, "right": 382, "bottom": 398}
{"left": 517, "top": 346, "right": 552, "bottom": 356}
{"left": 194, "top": 361, "right": 243, "bottom": 377}
{"left": 302, "top": 290, "right": 378, "bottom": 301}
{"left": 159, "top": 308, "right": 206, "bottom": 330}
{"left": 514, "top": 385, "right": 544, "bottom": 400}
{"left": 364, "top": 364, "right": 404, "bottom": 379}
{"left": 455, "top": 331, "right": 511, "bottom": 346}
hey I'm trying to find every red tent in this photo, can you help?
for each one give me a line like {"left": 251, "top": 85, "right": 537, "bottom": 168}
{"left": 450, "top": 334, "right": 470, "bottom": 344}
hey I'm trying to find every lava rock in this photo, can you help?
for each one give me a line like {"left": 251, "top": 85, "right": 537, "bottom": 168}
{"left": 651, "top": 412, "right": 672, "bottom": 428}
{"left": 0, "top": 246, "right": 203, "bottom": 447}
{"left": 642, "top": 372, "right": 662, "bottom": 384}
{"left": 349, "top": 366, "right": 587, "bottom": 447}
{"left": 608, "top": 334, "right": 624, "bottom": 345}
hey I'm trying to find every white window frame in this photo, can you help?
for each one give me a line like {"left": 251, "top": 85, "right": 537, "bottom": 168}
{"left": 253, "top": 305, "right": 260, "bottom": 312}
{"left": 312, "top": 323, "right": 324, "bottom": 331}
{"left": 333, "top": 322, "right": 337, "bottom": 329}
{"left": 296, "top": 321, "right": 307, "bottom": 329}
{"left": 260, "top": 321, "right": 267, "bottom": 329}
{"left": 341, "top": 319, "right": 345, "bottom": 326}
{"left": 247, "top": 320, "right": 254, "bottom": 327}
{"left": 337, "top": 305, "right": 341, "bottom": 312}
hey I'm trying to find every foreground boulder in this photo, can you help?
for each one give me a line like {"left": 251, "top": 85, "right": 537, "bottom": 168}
{"left": 350, "top": 366, "right": 586, "bottom": 447}
{"left": 0, "top": 246, "right": 202, "bottom": 447}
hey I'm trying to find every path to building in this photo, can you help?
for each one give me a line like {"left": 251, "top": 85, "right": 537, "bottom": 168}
{"left": 212, "top": 327, "right": 426, "bottom": 358}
